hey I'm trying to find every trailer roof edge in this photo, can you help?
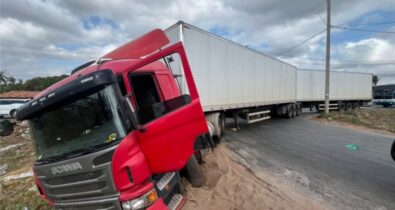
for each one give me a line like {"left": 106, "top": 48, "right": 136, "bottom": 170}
{"left": 164, "top": 21, "right": 297, "bottom": 69}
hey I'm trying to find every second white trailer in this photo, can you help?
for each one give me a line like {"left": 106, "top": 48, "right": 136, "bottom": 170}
{"left": 297, "top": 69, "right": 372, "bottom": 110}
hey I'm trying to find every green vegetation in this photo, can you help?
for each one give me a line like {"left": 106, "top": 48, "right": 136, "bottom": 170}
{"left": 0, "top": 71, "right": 68, "bottom": 94}
{"left": 318, "top": 108, "right": 395, "bottom": 134}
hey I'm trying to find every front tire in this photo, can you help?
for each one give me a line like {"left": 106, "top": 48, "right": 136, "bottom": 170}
{"left": 9, "top": 109, "right": 17, "bottom": 118}
{"left": 184, "top": 155, "right": 204, "bottom": 187}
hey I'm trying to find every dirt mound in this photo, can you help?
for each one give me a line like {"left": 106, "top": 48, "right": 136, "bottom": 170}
{"left": 183, "top": 144, "right": 326, "bottom": 210}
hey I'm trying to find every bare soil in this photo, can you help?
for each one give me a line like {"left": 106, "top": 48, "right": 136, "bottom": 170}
{"left": 183, "top": 144, "right": 326, "bottom": 210}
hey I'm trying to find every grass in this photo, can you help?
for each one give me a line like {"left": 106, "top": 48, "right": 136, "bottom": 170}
{"left": 318, "top": 108, "right": 395, "bottom": 134}
{"left": 0, "top": 177, "right": 52, "bottom": 210}
{"left": 0, "top": 126, "right": 53, "bottom": 210}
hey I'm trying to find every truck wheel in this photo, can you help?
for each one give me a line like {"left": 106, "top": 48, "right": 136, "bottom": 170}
{"left": 353, "top": 103, "right": 360, "bottom": 110}
{"left": 194, "top": 151, "right": 203, "bottom": 164}
{"left": 292, "top": 105, "right": 296, "bottom": 118}
{"left": 219, "top": 113, "right": 225, "bottom": 137}
{"left": 346, "top": 103, "right": 352, "bottom": 111}
{"left": 9, "top": 109, "right": 17, "bottom": 118}
{"left": 286, "top": 105, "right": 292, "bottom": 118}
{"left": 295, "top": 104, "right": 301, "bottom": 116}
{"left": 184, "top": 155, "right": 204, "bottom": 187}
{"left": 391, "top": 140, "right": 395, "bottom": 161}
{"left": 339, "top": 103, "right": 346, "bottom": 111}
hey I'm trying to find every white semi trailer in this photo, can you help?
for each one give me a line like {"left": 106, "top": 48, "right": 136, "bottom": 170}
{"left": 165, "top": 21, "right": 372, "bottom": 137}
{"left": 165, "top": 21, "right": 300, "bottom": 135}
{"left": 297, "top": 69, "right": 372, "bottom": 111}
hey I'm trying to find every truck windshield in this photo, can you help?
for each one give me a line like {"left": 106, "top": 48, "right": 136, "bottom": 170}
{"left": 30, "top": 85, "right": 126, "bottom": 163}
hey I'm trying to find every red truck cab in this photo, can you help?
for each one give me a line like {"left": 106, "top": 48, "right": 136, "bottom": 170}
{"left": 15, "top": 29, "right": 211, "bottom": 210}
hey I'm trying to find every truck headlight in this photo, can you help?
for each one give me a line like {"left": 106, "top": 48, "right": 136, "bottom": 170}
{"left": 122, "top": 188, "right": 158, "bottom": 210}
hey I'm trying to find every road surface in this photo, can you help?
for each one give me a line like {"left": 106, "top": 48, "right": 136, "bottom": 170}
{"left": 226, "top": 114, "right": 395, "bottom": 210}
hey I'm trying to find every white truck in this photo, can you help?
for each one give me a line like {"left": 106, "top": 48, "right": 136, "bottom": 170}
{"left": 165, "top": 21, "right": 299, "bottom": 133}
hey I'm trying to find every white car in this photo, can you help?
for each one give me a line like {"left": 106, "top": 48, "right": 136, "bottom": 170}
{"left": 0, "top": 99, "right": 29, "bottom": 118}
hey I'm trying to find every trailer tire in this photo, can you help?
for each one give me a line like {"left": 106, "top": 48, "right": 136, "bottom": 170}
{"left": 339, "top": 103, "right": 346, "bottom": 111}
{"left": 286, "top": 105, "right": 293, "bottom": 118}
{"left": 296, "top": 104, "right": 301, "bottom": 116}
{"left": 353, "top": 103, "right": 360, "bottom": 110}
{"left": 185, "top": 155, "right": 204, "bottom": 187}
{"left": 219, "top": 113, "right": 225, "bottom": 137}
{"left": 346, "top": 103, "right": 352, "bottom": 111}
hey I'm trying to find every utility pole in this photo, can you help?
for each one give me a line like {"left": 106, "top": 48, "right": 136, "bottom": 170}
{"left": 324, "top": 0, "right": 331, "bottom": 114}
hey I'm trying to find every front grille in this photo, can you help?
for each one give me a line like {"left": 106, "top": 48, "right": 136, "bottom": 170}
{"left": 34, "top": 146, "right": 119, "bottom": 204}
{"left": 46, "top": 171, "right": 103, "bottom": 185}
{"left": 49, "top": 182, "right": 106, "bottom": 198}
{"left": 55, "top": 196, "right": 122, "bottom": 210}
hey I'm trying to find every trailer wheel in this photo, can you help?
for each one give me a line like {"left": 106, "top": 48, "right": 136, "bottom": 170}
{"left": 184, "top": 155, "right": 204, "bottom": 187}
{"left": 339, "top": 103, "right": 346, "bottom": 111}
{"left": 346, "top": 103, "right": 353, "bottom": 111}
{"left": 219, "top": 113, "right": 225, "bottom": 137}
{"left": 295, "top": 104, "right": 301, "bottom": 116}
{"left": 353, "top": 103, "right": 360, "bottom": 110}
{"left": 286, "top": 105, "right": 293, "bottom": 118}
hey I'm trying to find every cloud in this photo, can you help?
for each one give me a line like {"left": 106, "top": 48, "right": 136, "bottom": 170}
{"left": 0, "top": 0, "right": 394, "bottom": 85}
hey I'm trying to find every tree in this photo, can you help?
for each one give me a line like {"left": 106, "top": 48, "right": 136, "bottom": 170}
{"left": 372, "top": 75, "right": 380, "bottom": 87}
{"left": 0, "top": 71, "right": 8, "bottom": 84}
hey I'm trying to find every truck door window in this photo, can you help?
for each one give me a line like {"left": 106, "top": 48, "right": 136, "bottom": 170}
{"left": 129, "top": 54, "right": 192, "bottom": 125}
{"left": 129, "top": 74, "right": 161, "bottom": 124}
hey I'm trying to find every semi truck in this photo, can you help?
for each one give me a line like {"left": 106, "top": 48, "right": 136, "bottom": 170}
{"left": 297, "top": 69, "right": 372, "bottom": 111}
{"left": 1, "top": 21, "right": 373, "bottom": 210}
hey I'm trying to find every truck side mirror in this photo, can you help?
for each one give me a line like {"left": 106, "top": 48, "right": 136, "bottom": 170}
{"left": 0, "top": 120, "right": 14, "bottom": 137}
{"left": 391, "top": 140, "right": 395, "bottom": 161}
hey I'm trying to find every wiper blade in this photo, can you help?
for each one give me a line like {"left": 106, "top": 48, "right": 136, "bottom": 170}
{"left": 37, "top": 147, "right": 98, "bottom": 164}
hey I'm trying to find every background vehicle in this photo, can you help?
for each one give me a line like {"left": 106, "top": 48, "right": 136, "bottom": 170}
{"left": 373, "top": 84, "right": 395, "bottom": 107}
{"left": 297, "top": 69, "right": 372, "bottom": 111}
{"left": 0, "top": 99, "right": 29, "bottom": 118}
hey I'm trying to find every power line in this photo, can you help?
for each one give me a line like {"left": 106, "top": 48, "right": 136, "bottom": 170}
{"left": 0, "top": 49, "right": 95, "bottom": 59}
{"left": 0, "top": 44, "right": 102, "bottom": 55}
{"left": 346, "top": 20, "right": 395, "bottom": 26}
{"left": 331, "top": 25, "right": 395, "bottom": 34}
{"left": 293, "top": 57, "right": 395, "bottom": 63}
{"left": 276, "top": 29, "right": 326, "bottom": 56}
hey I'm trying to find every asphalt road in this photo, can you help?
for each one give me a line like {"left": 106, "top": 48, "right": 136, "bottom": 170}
{"left": 226, "top": 114, "right": 395, "bottom": 210}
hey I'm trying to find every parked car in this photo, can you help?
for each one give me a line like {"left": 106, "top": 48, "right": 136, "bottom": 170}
{"left": 0, "top": 99, "right": 29, "bottom": 118}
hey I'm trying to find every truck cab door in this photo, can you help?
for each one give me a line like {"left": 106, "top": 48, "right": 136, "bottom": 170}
{"left": 126, "top": 47, "right": 210, "bottom": 174}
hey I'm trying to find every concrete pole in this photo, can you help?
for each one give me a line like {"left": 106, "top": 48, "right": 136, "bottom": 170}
{"left": 324, "top": 0, "right": 331, "bottom": 114}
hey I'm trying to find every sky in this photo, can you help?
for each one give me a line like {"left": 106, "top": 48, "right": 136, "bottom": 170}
{"left": 0, "top": 0, "right": 394, "bottom": 85}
